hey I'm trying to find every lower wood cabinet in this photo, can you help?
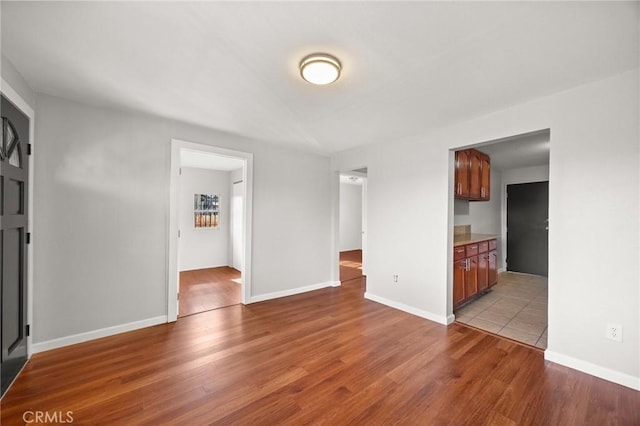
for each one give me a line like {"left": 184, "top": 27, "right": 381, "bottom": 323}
{"left": 453, "top": 238, "right": 498, "bottom": 309}
{"left": 453, "top": 259, "right": 466, "bottom": 307}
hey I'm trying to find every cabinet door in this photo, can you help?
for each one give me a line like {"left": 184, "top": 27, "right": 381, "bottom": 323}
{"left": 480, "top": 154, "right": 491, "bottom": 200}
{"left": 478, "top": 253, "right": 488, "bottom": 292}
{"left": 455, "top": 150, "right": 470, "bottom": 198}
{"left": 469, "top": 150, "right": 482, "bottom": 199}
{"left": 465, "top": 256, "right": 478, "bottom": 300}
{"left": 453, "top": 259, "right": 466, "bottom": 308}
{"left": 488, "top": 250, "right": 498, "bottom": 286}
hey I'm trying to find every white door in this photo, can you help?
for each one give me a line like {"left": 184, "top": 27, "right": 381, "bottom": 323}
{"left": 232, "top": 181, "right": 244, "bottom": 271}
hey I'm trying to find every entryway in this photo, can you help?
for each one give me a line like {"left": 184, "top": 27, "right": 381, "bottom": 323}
{"left": 451, "top": 130, "right": 549, "bottom": 349}
{"left": 1, "top": 93, "right": 31, "bottom": 396}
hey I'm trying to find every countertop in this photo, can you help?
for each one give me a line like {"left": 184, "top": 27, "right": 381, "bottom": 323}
{"left": 453, "top": 233, "right": 498, "bottom": 247}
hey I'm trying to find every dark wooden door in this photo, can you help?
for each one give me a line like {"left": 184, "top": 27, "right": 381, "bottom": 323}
{"left": 1, "top": 94, "right": 29, "bottom": 396}
{"left": 507, "top": 181, "right": 549, "bottom": 276}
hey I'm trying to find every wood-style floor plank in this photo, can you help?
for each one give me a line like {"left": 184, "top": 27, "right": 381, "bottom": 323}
{"left": 2, "top": 278, "right": 639, "bottom": 425}
{"left": 340, "top": 249, "right": 363, "bottom": 282}
{"left": 179, "top": 266, "right": 241, "bottom": 317}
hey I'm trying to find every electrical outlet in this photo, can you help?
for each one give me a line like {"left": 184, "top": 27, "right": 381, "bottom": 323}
{"left": 393, "top": 274, "right": 398, "bottom": 283}
{"left": 606, "top": 323, "right": 623, "bottom": 342}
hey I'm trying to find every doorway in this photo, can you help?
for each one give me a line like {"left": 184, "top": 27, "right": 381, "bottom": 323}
{"left": 507, "top": 181, "right": 549, "bottom": 276}
{"left": 168, "top": 140, "right": 253, "bottom": 322}
{"left": 451, "top": 130, "right": 549, "bottom": 349}
{"left": 339, "top": 171, "right": 367, "bottom": 287}
{"left": 231, "top": 180, "right": 243, "bottom": 271}
{"left": 1, "top": 93, "right": 31, "bottom": 396}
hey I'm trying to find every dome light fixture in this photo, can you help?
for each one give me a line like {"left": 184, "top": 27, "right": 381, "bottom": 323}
{"left": 299, "top": 53, "right": 341, "bottom": 85}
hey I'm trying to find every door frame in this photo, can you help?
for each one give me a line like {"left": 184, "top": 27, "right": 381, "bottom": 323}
{"left": 231, "top": 180, "right": 243, "bottom": 272}
{"left": 167, "top": 139, "right": 253, "bottom": 321}
{"left": 333, "top": 168, "right": 368, "bottom": 283}
{"left": 1, "top": 79, "right": 35, "bottom": 358}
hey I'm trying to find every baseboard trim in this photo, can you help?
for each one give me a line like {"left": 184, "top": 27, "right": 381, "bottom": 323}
{"left": 545, "top": 350, "right": 640, "bottom": 391}
{"left": 250, "top": 281, "right": 338, "bottom": 303}
{"left": 498, "top": 267, "right": 507, "bottom": 273}
{"left": 32, "top": 315, "right": 168, "bottom": 354}
{"left": 364, "top": 292, "right": 449, "bottom": 325}
{"left": 330, "top": 280, "right": 341, "bottom": 287}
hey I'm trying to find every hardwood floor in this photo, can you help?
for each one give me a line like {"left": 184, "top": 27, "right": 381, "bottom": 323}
{"left": 179, "top": 267, "right": 241, "bottom": 317}
{"left": 340, "top": 249, "right": 363, "bottom": 282}
{"left": 2, "top": 278, "right": 638, "bottom": 424}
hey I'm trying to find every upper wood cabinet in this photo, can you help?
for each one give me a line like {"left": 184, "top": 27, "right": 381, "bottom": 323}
{"left": 454, "top": 150, "right": 470, "bottom": 198}
{"left": 455, "top": 148, "right": 490, "bottom": 201}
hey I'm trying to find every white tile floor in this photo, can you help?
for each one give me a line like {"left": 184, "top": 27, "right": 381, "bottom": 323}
{"left": 454, "top": 272, "right": 548, "bottom": 349}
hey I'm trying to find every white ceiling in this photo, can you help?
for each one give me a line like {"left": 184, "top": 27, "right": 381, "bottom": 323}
{"left": 475, "top": 130, "right": 550, "bottom": 171}
{"left": 180, "top": 149, "right": 244, "bottom": 171}
{"left": 2, "top": 2, "right": 638, "bottom": 155}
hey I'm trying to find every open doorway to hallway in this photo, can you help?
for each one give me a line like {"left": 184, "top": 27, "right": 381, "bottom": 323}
{"left": 339, "top": 170, "right": 366, "bottom": 288}
{"left": 177, "top": 152, "right": 244, "bottom": 317}
{"left": 168, "top": 139, "right": 253, "bottom": 322}
{"left": 452, "top": 130, "right": 549, "bottom": 349}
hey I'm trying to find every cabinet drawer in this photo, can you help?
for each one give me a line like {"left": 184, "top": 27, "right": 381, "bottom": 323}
{"left": 454, "top": 246, "right": 466, "bottom": 260}
{"left": 478, "top": 241, "right": 489, "bottom": 253}
{"left": 465, "top": 244, "right": 479, "bottom": 257}
{"left": 489, "top": 239, "right": 497, "bottom": 250}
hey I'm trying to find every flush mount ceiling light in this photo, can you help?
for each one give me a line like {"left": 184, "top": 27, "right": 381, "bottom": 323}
{"left": 299, "top": 53, "right": 341, "bottom": 85}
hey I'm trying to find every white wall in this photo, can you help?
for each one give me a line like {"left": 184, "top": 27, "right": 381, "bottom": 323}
{"left": 179, "top": 167, "right": 230, "bottom": 271}
{"left": 331, "top": 69, "right": 639, "bottom": 389}
{"left": 339, "top": 182, "right": 362, "bottom": 251}
{"left": 32, "top": 94, "right": 332, "bottom": 344}
{"left": 502, "top": 165, "right": 549, "bottom": 184}
{"left": 229, "top": 167, "right": 243, "bottom": 268}
{"left": 1, "top": 54, "right": 37, "bottom": 108}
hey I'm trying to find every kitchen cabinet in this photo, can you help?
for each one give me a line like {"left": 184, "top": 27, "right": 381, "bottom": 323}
{"left": 454, "top": 148, "right": 490, "bottom": 201}
{"left": 465, "top": 254, "right": 479, "bottom": 299}
{"left": 480, "top": 154, "right": 491, "bottom": 200}
{"left": 453, "top": 238, "right": 498, "bottom": 309}
{"left": 488, "top": 250, "right": 498, "bottom": 286}
{"left": 478, "top": 250, "right": 489, "bottom": 292}
{"left": 453, "top": 259, "right": 466, "bottom": 307}
{"left": 454, "top": 150, "right": 470, "bottom": 198}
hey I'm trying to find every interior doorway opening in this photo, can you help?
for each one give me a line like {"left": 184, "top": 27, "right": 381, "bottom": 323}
{"left": 450, "top": 130, "right": 550, "bottom": 349}
{"left": 168, "top": 140, "right": 253, "bottom": 322}
{"left": 338, "top": 169, "right": 367, "bottom": 291}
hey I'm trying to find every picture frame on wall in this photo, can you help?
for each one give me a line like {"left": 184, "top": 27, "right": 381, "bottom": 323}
{"left": 194, "top": 193, "right": 220, "bottom": 229}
